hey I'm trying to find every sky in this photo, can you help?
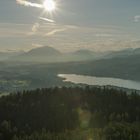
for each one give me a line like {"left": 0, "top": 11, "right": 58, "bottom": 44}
{"left": 0, "top": 0, "right": 140, "bottom": 52}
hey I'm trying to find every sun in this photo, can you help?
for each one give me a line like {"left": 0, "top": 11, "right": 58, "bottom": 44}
{"left": 43, "top": 0, "right": 56, "bottom": 12}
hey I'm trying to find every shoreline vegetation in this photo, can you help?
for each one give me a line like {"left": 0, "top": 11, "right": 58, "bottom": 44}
{"left": 0, "top": 86, "right": 140, "bottom": 140}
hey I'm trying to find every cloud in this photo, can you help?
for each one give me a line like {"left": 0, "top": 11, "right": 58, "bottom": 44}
{"left": 39, "top": 17, "right": 55, "bottom": 23}
{"left": 31, "top": 43, "right": 43, "bottom": 49}
{"left": 95, "top": 34, "right": 112, "bottom": 37}
{"left": 32, "top": 23, "right": 40, "bottom": 33}
{"left": 0, "top": 22, "right": 30, "bottom": 38}
{"left": 16, "top": 0, "right": 42, "bottom": 8}
{"left": 0, "top": 22, "right": 138, "bottom": 52}
{"left": 46, "top": 28, "right": 67, "bottom": 36}
{"left": 134, "top": 15, "right": 140, "bottom": 22}
{"left": 27, "top": 23, "right": 40, "bottom": 36}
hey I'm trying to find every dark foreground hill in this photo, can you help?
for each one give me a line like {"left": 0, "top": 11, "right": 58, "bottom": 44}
{"left": 0, "top": 87, "right": 140, "bottom": 140}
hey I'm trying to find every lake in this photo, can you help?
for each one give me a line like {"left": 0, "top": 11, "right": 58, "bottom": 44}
{"left": 58, "top": 74, "right": 140, "bottom": 91}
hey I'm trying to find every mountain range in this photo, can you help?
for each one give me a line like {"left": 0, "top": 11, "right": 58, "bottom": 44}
{"left": 0, "top": 51, "right": 24, "bottom": 61}
{"left": 1, "top": 46, "right": 140, "bottom": 63}
{"left": 8, "top": 46, "right": 98, "bottom": 63}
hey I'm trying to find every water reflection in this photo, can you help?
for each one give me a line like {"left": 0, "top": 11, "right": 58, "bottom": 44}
{"left": 58, "top": 74, "right": 140, "bottom": 90}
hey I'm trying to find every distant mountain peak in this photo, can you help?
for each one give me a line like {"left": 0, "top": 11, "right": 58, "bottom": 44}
{"left": 73, "top": 49, "right": 95, "bottom": 55}
{"left": 27, "top": 46, "right": 61, "bottom": 56}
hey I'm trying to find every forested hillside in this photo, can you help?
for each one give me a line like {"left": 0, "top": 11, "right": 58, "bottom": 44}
{"left": 54, "top": 54, "right": 140, "bottom": 81}
{"left": 0, "top": 87, "right": 140, "bottom": 140}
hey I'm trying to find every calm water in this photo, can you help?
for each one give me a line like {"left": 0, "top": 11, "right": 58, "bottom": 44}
{"left": 58, "top": 74, "right": 140, "bottom": 90}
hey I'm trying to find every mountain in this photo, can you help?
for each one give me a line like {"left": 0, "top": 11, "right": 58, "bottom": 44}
{"left": 10, "top": 47, "right": 100, "bottom": 63}
{"left": 73, "top": 50, "right": 95, "bottom": 56}
{"left": 59, "top": 53, "right": 140, "bottom": 81}
{"left": 73, "top": 50, "right": 97, "bottom": 58}
{"left": 104, "top": 48, "right": 140, "bottom": 59}
{"left": 65, "top": 49, "right": 99, "bottom": 61}
{"left": 10, "top": 46, "right": 140, "bottom": 63}
{"left": 68, "top": 47, "right": 140, "bottom": 61}
{"left": 26, "top": 46, "right": 61, "bottom": 56}
{"left": 0, "top": 51, "right": 24, "bottom": 61}
{"left": 11, "top": 46, "right": 62, "bottom": 63}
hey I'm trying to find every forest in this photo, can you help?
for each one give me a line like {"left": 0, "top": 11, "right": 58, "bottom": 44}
{"left": 0, "top": 87, "right": 140, "bottom": 140}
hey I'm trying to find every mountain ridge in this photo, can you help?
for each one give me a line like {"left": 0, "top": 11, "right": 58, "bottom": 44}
{"left": 3, "top": 46, "right": 140, "bottom": 63}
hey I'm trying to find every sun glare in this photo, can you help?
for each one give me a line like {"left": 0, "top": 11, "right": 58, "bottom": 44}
{"left": 43, "top": 0, "right": 56, "bottom": 12}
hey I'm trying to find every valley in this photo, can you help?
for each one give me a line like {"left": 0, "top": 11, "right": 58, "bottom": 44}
{"left": 0, "top": 48, "right": 140, "bottom": 93}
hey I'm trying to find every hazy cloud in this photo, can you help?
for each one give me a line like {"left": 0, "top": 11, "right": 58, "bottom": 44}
{"left": 31, "top": 43, "right": 43, "bottom": 48}
{"left": 39, "top": 17, "right": 55, "bottom": 23}
{"left": 0, "top": 22, "right": 137, "bottom": 52}
{"left": 134, "top": 15, "right": 140, "bottom": 22}
{"left": 46, "top": 28, "right": 67, "bottom": 36}
{"left": 32, "top": 23, "right": 40, "bottom": 32}
{"left": 0, "top": 22, "right": 29, "bottom": 38}
{"left": 16, "top": 0, "right": 42, "bottom": 8}
{"left": 95, "top": 34, "right": 113, "bottom": 37}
